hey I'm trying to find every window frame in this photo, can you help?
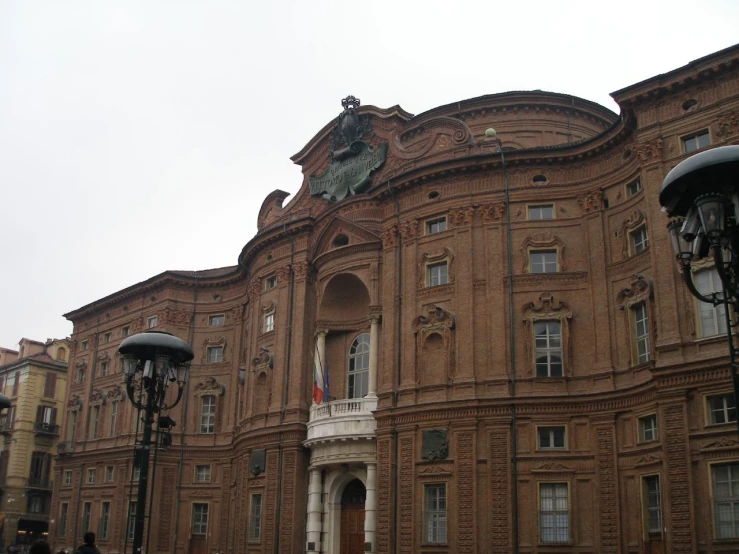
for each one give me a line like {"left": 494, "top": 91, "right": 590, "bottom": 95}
{"left": 533, "top": 320, "right": 563, "bottom": 378}
{"left": 63, "top": 469, "right": 73, "bottom": 486}
{"left": 103, "top": 332, "right": 111, "bottom": 344}
{"left": 263, "top": 311, "right": 275, "bottom": 333}
{"left": 712, "top": 462, "right": 739, "bottom": 539}
{"left": 536, "top": 426, "right": 566, "bottom": 450}
{"left": 707, "top": 393, "right": 737, "bottom": 426}
{"left": 122, "top": 325, "right": 130, "bottom": 338}
{"left": 264, "top": 276, "right": 277, "bottom": 290}
{"left": 147, "top": 316, "right": 157, "bottom": 329}
{"left": 427, "top": 262, "right": 448, "bottom": 287}
{"left": 348, "top": 333, "right": 370, "bottom": 399}
{"left": 206, "top": 345, "right": 224, "bottom": 364}
{"left": 109, "top": 401, "right": 118, "bottom": 437}
{"left": 126, "top": 501, "right": 137, "bottom": 541}
{"left": 694, "top": 268, "right": 727, "bottom": 338}
{"left": 81, "top": 340, "right": 88, "bottom": 351}
{"left": 87, "top": 467, "right": 96, "bottom": 484}
{"left": 191, "top": 502, "right": 209, "bottom": 536}
{"left": 199, "top": 395, "right": 216, "bottom": 434}
{"left": 423, "top": 483, "right": 447, "bottom": 545}
{"left": 425, "top": 217, "right": 447, "bottom": 235}
{"left": 681, "top": 129, "right": 711, "bottom": 154}
{"left": 626, "top": 179, "right": 642, "bottom": 198}
{"left": 528, "top": 204, "right": 554, "bottom": 221}
{"left": 91, "top": 405, "right": 100, "bottom": 438}
{"left": 638, "top": 414, "right": 658, "bottom": 443}
{"left": 58, "top": 502, "right": 69, "bottom": 537}
{"left": 104, "top": 466, "right": 114, "bottom": 483}
{"left": 632, "top": 302, "right": 651, "bottom": 365}
{"left": 194, "top": 464, "right": 212, "bottom": 483}
{"left": 642, "top": 474, "right": 662, "bottom": 537}
{"left": 248, "top": 493, "right": 263, "bottom": 542}
{"left": 208, "top": 314, "right": 225, "bottom": 327}
{"left": 529, "top": 250, "right": 558, "bottom": 274}
{"left": 99, "top": 360, "right": 109, "bottom": 377}
{"left": 81, "top": 501, "right": 92, "bottom": 534}
{"left": 629, "top": 225, "right": 649, "bottom": 255}
{"left": 100, "top": 500, "right": 111, "bottom": 539}
{"left": 539, "top": 482, "right": 570, "bottom": 544}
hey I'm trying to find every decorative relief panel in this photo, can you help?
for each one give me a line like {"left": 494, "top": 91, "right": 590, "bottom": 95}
{"left": 634, "top": 137, "right": 663, "bottom": 162}
{"left": 380, "top": 226, "right": 399, "bottom": 249}
{"left": 480, "top": 203, "right": 505, "bottom": 222}
{"left": 398, "top": 219, "right": 420, "bottom": 241}
{"left": 578, "top": 189, "right": 603, "bottom": 213}
{"left": 448, "top": 206, "right": 475, "bottom": 228}
{"left": 391, "top": 116, "right": 473, "bottom": 160}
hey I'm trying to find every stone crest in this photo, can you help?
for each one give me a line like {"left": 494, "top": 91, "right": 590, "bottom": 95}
{"left": 309, "top": 96, "right": 388, "bottom": 203}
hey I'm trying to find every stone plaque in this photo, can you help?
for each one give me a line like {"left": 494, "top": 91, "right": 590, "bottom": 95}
{"left": 309, "top": 141, "right": 387, "bottom": 202}
{"left": 422, "top": 429, "right": 449, "bottom": 460}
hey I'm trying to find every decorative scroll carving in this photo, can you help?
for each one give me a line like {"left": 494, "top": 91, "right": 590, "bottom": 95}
{"left": 480, "top": 203, "right": 505, "bottom": 222}
{"left": 620, "top": 210, "right": 647, "bottom": 259}
{"left": 578, "top": 189, "right": 603, "bottom": 213}
{"left": 159, "top": 308, "right": 190, "bottom": 326}
{"left": 391, "top": 116, "right": 474, "bottom": 160}
{"left": 635, "top": 453, "right": 661, "bottom": 466}
{"left": 701, "top": 437, "right": 739, "bottom": 450}
{"left": 292, "top": 261, "right": 311, "bottom": 281}
{"left": 75, "top": 358, "right": 88, "bottom": 370}
{"left": 68, "top": 393, "right": 82, "bottom": 409}
{"left": 248, "top": 278, "right": 262, "bottom": 300}
{"left": 398, "top": 219, "right": 420, "bottom": 241}
{"left": 532, "top": 462, "right": 574, "bottom": 472}
{"left": 522, "top": 293, "right": 573, "bottom": 377}
{"left": 448, "top": 206, "right": 475, "bottom": 227}
{"left": 200, "top": 336, "right": 227, "bottom": 364}
{"left": 380, "top": 226, "right": 399, "bottom": 249}
{"left": 413, "top": 306, "right": 456, "bottom": 386}
{"left": 97, "top": 351, "right": 111, "bottom": 362}
{"left": 232, "top": 304, "right": 245, "bottom": 323}
{"left": 418, "top": 465, "right": 452, "bottom": 476}
{"left": 106, "top": 384, "right": 124, "bottom": 401}
{"left": 194, "top": 376, "right": 226, "bottom": 396}
{"left": 418, "top": 248, "right": 455, "bottom": 289}
{"left": 714, "top": 110, "right": 738, "bottom": 139}
{"left": 634, "top": 137, "right": 663, "bottom": 162}
{"left": 616, "top": 274, "right": 654, "bottom": 310}
{"left": 520, "top": 233, "right": 566, "bottom": 272}
{"left": 90, "top": 388, "right": 107, "bottom": 405}
{"left": 275, "top": 266, "right": 291, "bottom": 284}
{"left": 252, "top": 347, "right": 274, "bottom": 370}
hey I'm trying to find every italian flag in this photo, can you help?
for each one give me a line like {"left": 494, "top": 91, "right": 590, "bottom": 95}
{"left": 313, "top": 361, "right": 325, "bottom": 404}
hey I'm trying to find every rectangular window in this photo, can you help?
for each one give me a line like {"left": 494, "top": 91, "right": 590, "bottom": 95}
{"left": 132, "top": 462, "right": 141, "bottom": 481}
{"left": 528, "top": 205, "right": 554, "bottom": 220}
{"left": 195, "top": 465, "right": 211, "bottom": 483}
{"left": 200, "top": 395, "right": 216, "bottom": 434}
{"left": 122, "top": 326, "right": 130, "bottom": 337}
{"left": 58, "top": 503, "right": 68, "bottom": 537}
{"left": 426, "top": 218, "right": 447, "bottom": 234}
{"left": 206, "top": 346, "right": 223, "bottom": 364}
{"left": 714, "top": 463, "right": 739, "bottom": 538}
{"left": 539, "top": 483, "right": 569, "bottom": 543}
{"left": 100, "top": 501, "right": 111, "bottom": 539}
{"left": 529, "top": 250, "right": 557, "bottom": 273}
{"left": 265, "top": 276, "right": 277, "bottom": 290}
{"left": 249, "top": 494, "right": 263, "bottom": 541}
{"left": 100, "top": 361, "right": 109, "bottom": 377}
{"left": 537, "top": 426, "right": 566, "bottom": 449}
{"left": 43, "top": 372, "right": 57, "bottom": 398}
{"left": 126, "top": 501, "right": 137, "bottom": 541}
{"left": 682, "top": 130, "right": 710, "bottom": 153}
{"left": 37, "top": 405, "right": 55, "bottom": 426}
{"left": 77, "top": 366, "right": 85, "bottom": 384}
{"left": 12, "top": 372, "right": 19, "bottom": 396}
{"left": 192, "top": 503, "right": 209, "bottom": 535}
{"left": 639, "top": 414, "right": 658, "bottom": 442}
{"left": 109, "top": 401, "right": 118, "bottom": 437}
{"left": 626, "top": 180, "right": 642, "bottom": 197}
{"left": 91, "top": 405, "right": 100, "bottom": 438}
{"left": 64, "top": 469, "right": 73, "bottom": 485}
{"left": 103, "top": 332, "right": 111, "bottom": 343}
{"left": 643, "top": 475, "right": 662, "bottom": 535}
{"left": 29, "top": 452, "right": 51, "bottom": 487}
{"left": 147, "top": 316, "right": 157, "bottom": 329}
{"left": 208, "top": 314, "right": 225, "bottom": 326}
{"left": 427, "top": 262, "right": 448, "bottom": 287}
{"left": 708, "top": 394, "right": 737, "bottom": 425}
{"left": 81, "top": 501, "right": 92, "bottom": 533}
{"left": 264, "top": 312, "right": 275, "bottom": 333}
{"left": 534, "top": 321, "right": 562, "bottom": 377}
{"left": 423, "top": 484, "right": 447, "bottom": 544}
{"left": 695, "top": 269, "right": 727, "bottom": 337}
{"left": 81, "top": 340, "right": 88, "bottom": 351}
{"left": 630, "top": 226, "right": 649, "bottom": 255}
{"left": 87, "top": 468, "right": 96, "bottom": 484}
{"left": 28, "top": 495, "right": 44, "bottom": 514}
{"left": 633, "top": 303, "right": 650, "bottom": 364}
{"left": 104, "top": 466, "right": 114, "bottom": 482}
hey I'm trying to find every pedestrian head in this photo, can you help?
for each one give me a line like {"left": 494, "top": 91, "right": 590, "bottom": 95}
{"left": 83, "top": 532, "right": 96, "bottom": 545}
{"left": 29, "top": 540, "right": 51, "bottom": 554}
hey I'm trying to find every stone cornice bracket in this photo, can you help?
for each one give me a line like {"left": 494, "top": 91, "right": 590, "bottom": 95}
{"left": 194, "top": 376, "right": 226, "bottom": 396}
{"left": 380, "top": 226, "right": 399, "bottom": 249}
{"left": 616, "top": 273, "right": 654, "bottom": 310}
{"left": 413, "top": 305, "right": 456, "bottom": 334}
{"left": 634, "top": 137, "right": 663, "bottom": 162}
{"left": 251, "top": 347, "right": 274, "bottom": 370}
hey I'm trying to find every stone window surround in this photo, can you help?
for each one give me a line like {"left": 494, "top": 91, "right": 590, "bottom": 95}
{"left": 418, "top": 248, "right": 455, "bottom": 289}
{"left": 522, "top": 293, "right": 573, "bottom": 378}
{"left": 536, "top": 425, "right": 567, "bottom": 450}
{"left": 617, "top": 274, "right": 655, "bottom": 367}
{"left": 521, "top": 233, "right": 566, "bottom": 273}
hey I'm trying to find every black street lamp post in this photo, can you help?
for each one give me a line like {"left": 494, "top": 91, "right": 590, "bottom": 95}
{"left": 660, "top": 145, "right": 739, "bottom": 432}
{"left": 118, "top": 331, "right": 193, "bottom": 554}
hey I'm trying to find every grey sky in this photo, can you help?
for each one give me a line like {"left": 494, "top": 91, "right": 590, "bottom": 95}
{"left": 1, "top": 0, "right": 738, "bottom": 348}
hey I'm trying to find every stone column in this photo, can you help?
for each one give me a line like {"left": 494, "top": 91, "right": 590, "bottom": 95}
{"left": 315, "top": 330, "right": 327, "bottom": 403}
{"left": 367, "top": 316, "right": 380, "bottom": 398}
{"left": 306, "top": 467, "right": 323, "bottom": 554}
{"left": 364, "top": 462, "right": 377, "bottom": 554}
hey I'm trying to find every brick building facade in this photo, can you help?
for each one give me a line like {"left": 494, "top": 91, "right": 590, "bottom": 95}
{"left": 52, "top": 44, "right": 739, "bottom": 554}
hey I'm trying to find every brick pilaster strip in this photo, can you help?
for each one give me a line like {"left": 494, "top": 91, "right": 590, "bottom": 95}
{"left": 664, "top": 404, "right": 694, "bottom": 552}
{"left": 489, "top": 428, "right": 510, "bottom": 551}
{"left": 596, "top": 425, "right": 618, "bottom": 553}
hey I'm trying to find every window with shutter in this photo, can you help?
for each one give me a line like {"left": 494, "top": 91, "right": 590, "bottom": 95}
{"left": 44, "top": 373, "right": 57, "bottom": 398}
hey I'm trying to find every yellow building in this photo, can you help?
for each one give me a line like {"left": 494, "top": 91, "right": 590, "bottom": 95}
{"left": 0, "top": 338, "right": 69, "bottom": 547}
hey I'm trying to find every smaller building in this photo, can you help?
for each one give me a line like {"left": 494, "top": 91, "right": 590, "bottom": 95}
{"left": 0, "top": 338, "right": 69, "bottom": 547}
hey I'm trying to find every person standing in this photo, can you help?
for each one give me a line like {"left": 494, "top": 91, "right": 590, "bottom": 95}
{"left": 75, "top": 533, "right": 99, "bottom": 554}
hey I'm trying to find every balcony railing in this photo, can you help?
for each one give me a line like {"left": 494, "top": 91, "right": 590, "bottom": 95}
{"left": 33, "top": 422, "right": 60, "bottom": 436}
{"left": 26, "top": 477, "right": 52, "bottom": 490}
{"left": 309, "top": 397, "right": 375, "bottom": 421}
{"left": 57, "top": 441, "right": 75, "bottom": 455}
{"left": 305, "top": 396, "right": 377, "bottom": 446}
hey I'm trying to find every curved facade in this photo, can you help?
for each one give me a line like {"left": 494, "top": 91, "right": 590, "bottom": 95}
{"left": 53, "top": 44, "right": 739, "bottom": 554}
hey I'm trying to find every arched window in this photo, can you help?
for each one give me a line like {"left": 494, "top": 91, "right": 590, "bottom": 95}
{"left": 348, "top": 333, "right": 370, "bottom": 399}
{"left": 56, "top": 348, "right": 67, "bottom": 361}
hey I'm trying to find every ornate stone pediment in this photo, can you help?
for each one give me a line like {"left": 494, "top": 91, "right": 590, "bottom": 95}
{"left": 90, "top": 388, "right": 106, "bottom": 404}
{"left": 106, "top": 384, "right": 124, "bottom": 401}
{"left": 701, "top": 437, "right": 739, "bottom": 450}
{"left": 312, "top": 216, "right": 381, "bottom": 258}
{"left": 635, "top": 453, "right": 661, "bottom": 466}
{"left": 418, "top": 465, "right": 453, "bottom": 477}
{"left": 532, "top": 462, "right": 574, "bottom": 473}
{"left": 521, "top": 232, "right": 566, "bottom": 272}
{"left": 68, "top": 393, "right": 82, "bottom": 409}
{"left": 97, "top": 351, "right": 111, "bottom": 362}
{"left": 75, "top": 358, "right": 88, "bottom": 370}
{"left": 194, "top": 376, "right": 225, "bottom": 396}
{"left": 616, "top": 274, "right": 654, "bottom": 310}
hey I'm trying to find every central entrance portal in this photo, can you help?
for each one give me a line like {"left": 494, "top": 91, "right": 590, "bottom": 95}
{"left": 340, "top": 479, "right": 366, "bottom": 554}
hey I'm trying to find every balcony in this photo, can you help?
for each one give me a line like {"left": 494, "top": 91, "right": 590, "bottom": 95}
{"left": 33, "top": 422, "right": 60, "bottom": 436}
{"left": 305, "top": 397, "right": 377, "bottom": 446}
{"left": 26, "top": 477, "right": 52, "bottom": 491}
{"left": 57, "top": 441, "right": 75, "bottom": 456}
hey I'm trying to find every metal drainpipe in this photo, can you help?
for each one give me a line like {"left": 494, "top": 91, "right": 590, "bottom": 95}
{"left": 275, "top": 225, "right": 296, "bottom": 554}
{"left": 387, "top": 180, "right": 401, "bottom": 554}
{"left": 501, "top": 147, "right": 519, "bottom": 554}
{"left": 171, "top": 277, "right": 199, "bottom": 554}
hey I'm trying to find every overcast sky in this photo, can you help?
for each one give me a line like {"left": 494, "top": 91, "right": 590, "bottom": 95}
{"left": 1, "top": 0, "right": 738, "bottom": 349}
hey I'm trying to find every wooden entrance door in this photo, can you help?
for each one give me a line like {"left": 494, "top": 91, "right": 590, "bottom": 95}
{"left": 340, "top": 479, "right": 366, "bottom": 554}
